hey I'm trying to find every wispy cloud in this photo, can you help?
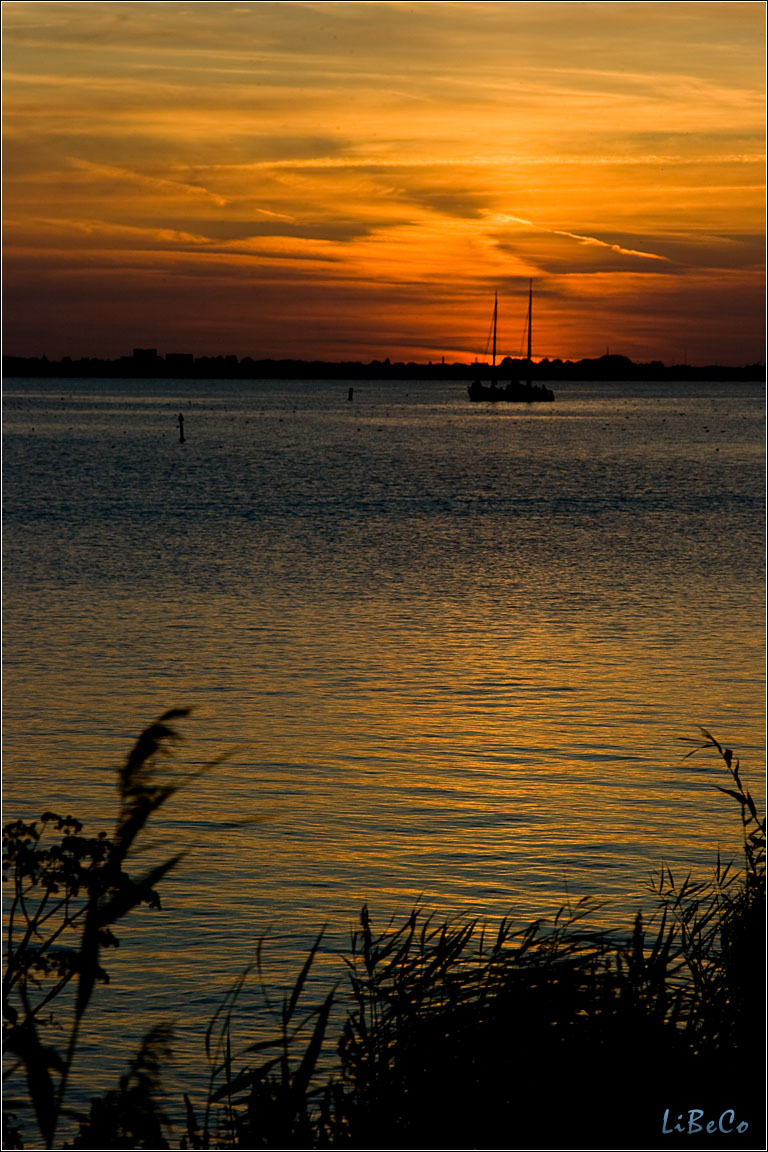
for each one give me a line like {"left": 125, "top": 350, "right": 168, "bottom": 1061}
{"left": 491, "top": 214, "right": 671, "bottom": 262}
{"left": 68, "top": 158, "right": 229, "bottom": 206}
{"left": 255, "top": 208, "right": 296, "bottom": 222}
{"left": 2, "top": 1, "right": 764, "bottom": 361}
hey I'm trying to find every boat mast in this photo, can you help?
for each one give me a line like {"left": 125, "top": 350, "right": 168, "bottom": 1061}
{"left": 527, "top": 279, "right": 532, "bottom": 364}
{"left": 492, "top": 290, "right": 497, "bottom": 369}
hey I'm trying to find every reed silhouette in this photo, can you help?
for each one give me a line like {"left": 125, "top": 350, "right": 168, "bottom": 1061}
{"left": 2, "top": 709, "right": 227, "bottom": 1149}
{"left": 3, "top": 720, "right": 765, "bottom": 1149}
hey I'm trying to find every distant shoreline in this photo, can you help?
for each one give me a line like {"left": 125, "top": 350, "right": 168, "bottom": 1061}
{"left": 3, "top": 351, "right": 764, "bottom": 382}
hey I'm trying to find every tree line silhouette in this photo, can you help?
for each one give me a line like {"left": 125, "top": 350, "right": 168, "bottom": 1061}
{"left": 3, "top": 352, "right": 764, "bottom": 382}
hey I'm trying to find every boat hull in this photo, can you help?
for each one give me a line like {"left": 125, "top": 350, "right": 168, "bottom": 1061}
{"left": 467, "top": 380, "right": 554, "bottom": 403}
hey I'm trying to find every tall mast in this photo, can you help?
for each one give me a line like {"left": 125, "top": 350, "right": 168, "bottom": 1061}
{"left": 492, "top": 290, "right": 497, "bottom": 368}
{"left": 527, "top": 279, "right": 532, "bottom": 363}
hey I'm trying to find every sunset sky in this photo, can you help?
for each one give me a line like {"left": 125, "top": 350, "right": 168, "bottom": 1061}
{"left": 3, "top": 1, "right": 765, "bottom": 363}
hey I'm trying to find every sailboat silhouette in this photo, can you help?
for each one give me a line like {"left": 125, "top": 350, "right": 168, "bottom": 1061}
{"left": 467, "top": 282, "right": 554, "bottom": 403}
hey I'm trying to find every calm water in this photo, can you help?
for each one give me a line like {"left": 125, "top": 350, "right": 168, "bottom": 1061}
{"left": 3, "top": 375, "right": 765, "bottom": 1115}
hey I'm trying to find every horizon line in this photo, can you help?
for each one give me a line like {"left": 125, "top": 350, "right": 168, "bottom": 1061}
{"left": 4, "top": 350, "right": 765, "bottom": 370}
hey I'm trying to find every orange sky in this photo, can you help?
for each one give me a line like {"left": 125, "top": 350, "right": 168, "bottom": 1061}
{"left": 3, "top": 1, "right": 765, "bottom": 363}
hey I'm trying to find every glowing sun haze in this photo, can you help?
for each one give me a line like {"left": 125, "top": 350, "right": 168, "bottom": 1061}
{"left": 3, "top": 1, "right": 765, "bottom": 363}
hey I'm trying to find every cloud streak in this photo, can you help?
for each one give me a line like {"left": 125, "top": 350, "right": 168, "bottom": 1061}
{"left": 68, "top": 158, "right": 229, "bottom": 206}
{"left": 2, "top": 1, "right": 764, "bottom": 363}
{"left": 492, "top": 214, "right": 671, "bottom": 262}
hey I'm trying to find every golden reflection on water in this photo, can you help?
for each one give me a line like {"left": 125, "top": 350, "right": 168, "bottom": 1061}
{"left": 5, "top": 592, "right": 762, "bottom": 950}
{"left": 3, "top": 379, "right": 764, "bottom": 1117}
{"left": 5, "top": 588, "right": 762, "bottom": 941}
